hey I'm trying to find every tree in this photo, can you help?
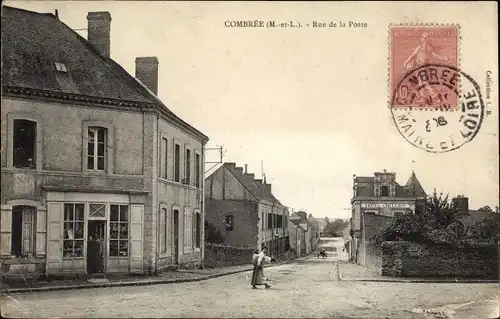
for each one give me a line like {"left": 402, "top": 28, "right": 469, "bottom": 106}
{"left": 478, "top": 206, "right": 493, "bottom": 212}
{"left": 374, "top": 190, "right": 463, "bottom": 246}
{"left": 323, "top": 218, "right": 348, "bottom": 237}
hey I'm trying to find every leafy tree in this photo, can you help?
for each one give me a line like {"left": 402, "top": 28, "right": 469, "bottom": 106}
{"left": 323, "top": 218, "right": 348, "bottom": 237}
{"left": 374, "top": 190, "right": 464, "bottom": 246}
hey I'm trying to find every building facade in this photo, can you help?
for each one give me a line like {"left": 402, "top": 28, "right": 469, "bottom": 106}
{"left": 1, "top": 7, "right": 208, "bottom": 278}
{"left": 349, "top": 169, "right": 427, "bottom": 264}
{"left": 204, "top": 163, "right": 289, "bottom": 258}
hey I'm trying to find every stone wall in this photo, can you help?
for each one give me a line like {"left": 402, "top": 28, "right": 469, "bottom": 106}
{"left": 203, "top": 243, "right": 254, "bottom": 268}
{"left": 382, "top": 241, "right": 499, "bottom": 279}
{"left": 359, "top": 213, "right": 393, "bottom": 272}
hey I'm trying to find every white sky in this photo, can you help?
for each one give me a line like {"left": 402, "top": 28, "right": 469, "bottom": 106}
{"left": 5, "top": 1, "right": 499, "bottom": 219}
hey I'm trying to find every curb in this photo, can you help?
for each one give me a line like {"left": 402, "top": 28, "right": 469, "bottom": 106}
{"left": 2, "top": 256, "right": 312, "bottom": 294}
{"left": 340, "top": 278, "right": 499, "bottom": 284}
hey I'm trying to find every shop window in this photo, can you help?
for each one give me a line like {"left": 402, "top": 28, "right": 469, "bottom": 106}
{"left": 381, "top": 186, "right": 389, "bottom": 197}
{"left": 184, "top": 147, "right": 191, "bottom": 185}
{"left": 89, "top": 203, "right": 105, "bottom": 218}
{"left": 63, "top": 203, "right": 84, "bottom": 258}
{"left": 225, "top": 215, "right": 233, "bottom": 230}
{"left": 87, "top": 127, "right": 107, "bottom": 171}
{"left": 11, "top": 206, "right": 36, "bottom": 257}
{"left": 13, "top": 119, "right": 37, "bottom": 169}
{"left": 174, "top": 143, "right": 180, "bottom": 182}
{"left": 195, "top": 212, "right": 201, "bottom": 248}
{"left": 110, "top": 205, "right": 129, "bottom": 257}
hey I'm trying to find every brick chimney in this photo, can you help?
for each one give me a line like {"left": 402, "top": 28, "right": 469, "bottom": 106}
{"left": 87, "top": 12, "right": 111, "bottom": 58}
{"left": 452, "top": 195, "right": 469, "bottom": 213}
{"left": 135, "top": 57, "right": 159, "bottom": 95}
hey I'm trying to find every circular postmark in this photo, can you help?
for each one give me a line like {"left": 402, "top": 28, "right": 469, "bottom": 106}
{"left": 391, "top": 64, "right": 484, "bottom": 153}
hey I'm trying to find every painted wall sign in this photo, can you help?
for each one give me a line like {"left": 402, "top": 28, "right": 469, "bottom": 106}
{"left": 360, "top": 203, "right": 412, "bottom": 209}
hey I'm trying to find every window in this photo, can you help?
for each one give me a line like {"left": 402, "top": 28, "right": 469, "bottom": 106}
{"left": 261, "top": 212, "right": 265, "bottom": 230}
{"left": 267, "top": 213, "right": 273, "bottom": 229}
{"left": 160, "top": 137, "right": 168, "bottom": 179}
{"left": 89, "top": 203, "right": 105, "bottom": 218}
{"left": 174, "top": 143, "right": 180, "bottom": 182}
{"left": 161, "top": 208, "right": 167, "bottom": 254}
{"left": 184, "top": 147, "right": 191, "bottom": 185}
{"left": 277, "top": 215, "right": 283, "bottom": 228}
{"left": 225, "top": 215, "right": 233, "bottom": 230}
{"left": 110, "top": 205, "right": 129, "bottom": 257}
{"left": 63, "top": 204, "right": 84, "bottom": 258}
{"left": 195, "top": 212, "right": 201, "bottom": 248}
{"left": 195, "top": 153, "right": 201, "bottom": 188}
{"left": 13, "top": 119, "right": 37, "bottom": 168}
{"left": 381, "top": 186, "right": 389, "bottom": 197}
{"left": 54, "top": 62, "right": 67, "bottom": 72}
{"left": 11, "top": 206, "right": 36, "bottom": 257}
{"left": 87, "top": 127, "right": 107, "bottom": 171}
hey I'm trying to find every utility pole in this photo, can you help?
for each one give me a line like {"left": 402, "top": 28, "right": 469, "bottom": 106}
{"left": 204, "top": 145, "right": 225, "bottom": 173}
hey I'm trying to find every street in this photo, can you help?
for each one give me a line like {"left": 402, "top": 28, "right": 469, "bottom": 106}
{"left": 1, "top": 238, "right": 498, "bottom": 318}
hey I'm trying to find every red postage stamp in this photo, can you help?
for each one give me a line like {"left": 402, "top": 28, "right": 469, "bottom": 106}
{"left": 390, "top": 25, "right": 460, "bottom": 110}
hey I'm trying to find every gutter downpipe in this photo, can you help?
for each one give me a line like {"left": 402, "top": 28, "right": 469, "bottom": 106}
{"left": 155, "top": 114, "right": 159, "bottom": 275}
{"left": 200, "top": 143, "right": 206, "bottom": 268}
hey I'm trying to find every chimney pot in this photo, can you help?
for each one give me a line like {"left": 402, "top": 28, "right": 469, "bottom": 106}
{"left": 135, "top": 57, "right": 159, "bottom": 96}
{"left": 244, "top": 164, "right": 248, "bottom": 174}
{"left": 87, "top": 12, "right": 111, "bottom": 58}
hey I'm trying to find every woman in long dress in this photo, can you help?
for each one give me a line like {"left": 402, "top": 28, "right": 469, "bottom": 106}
{"left": 251, "top": 246, "right": 272, "bottom": 289}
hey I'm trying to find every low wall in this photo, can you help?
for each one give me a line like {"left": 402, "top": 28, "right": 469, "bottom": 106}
{"left": 204, "top": 243, "right": 254, "bottom": 268}
{"left": 382, "top": 241, "right": 499, "bottom": 279}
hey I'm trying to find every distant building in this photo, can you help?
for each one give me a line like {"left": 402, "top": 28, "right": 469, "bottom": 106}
{"left": 452, "top": 196, "right": 498, "bottom": 235}
{"left": 204, "top": 163, "right": 289, "bottom": 258}
{"left": 349, "top": 169, "right": 426, "bottom": 264}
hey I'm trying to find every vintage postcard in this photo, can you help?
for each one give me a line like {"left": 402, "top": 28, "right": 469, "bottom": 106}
{"left": 1, "top": 1, "right": 498, "bottom": 318}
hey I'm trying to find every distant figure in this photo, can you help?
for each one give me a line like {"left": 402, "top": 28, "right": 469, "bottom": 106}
{"left": 251, "top": 246, "right": 274, "bottom": 289}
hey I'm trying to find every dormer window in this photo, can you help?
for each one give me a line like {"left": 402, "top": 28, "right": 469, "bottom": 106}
{"left": 381, "top": 186, "right": 389, "bottom": 197}
{"left": 54, "top": 62, "right": 67, "bottom": 72}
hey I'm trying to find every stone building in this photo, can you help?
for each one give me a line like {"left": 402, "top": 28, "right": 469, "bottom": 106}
{"left": 1, "top": 6, "right": 208, "bottom": 278}
{"left": 349, "top": 169, "right": 427, "bottom": 265}
{"left": 204, "top": 163, "right": 289, "bottom": 258}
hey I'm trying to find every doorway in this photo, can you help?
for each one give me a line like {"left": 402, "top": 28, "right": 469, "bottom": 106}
{"left": 172, "top": 210, "right": 179, "bottom": 265}
{"left": 87, "top": 220, "right": 106, "bottom": 274}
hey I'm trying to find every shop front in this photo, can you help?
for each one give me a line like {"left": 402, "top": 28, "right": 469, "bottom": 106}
{"left": 45, "top": 191, "right": 145, "bottom": 275}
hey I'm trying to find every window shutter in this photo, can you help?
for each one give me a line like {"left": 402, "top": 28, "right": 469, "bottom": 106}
{"left": 192, "top": 212, "right": 196, "bottom": 248}
{"left": 0, "top": 207, "right": 12, "bottom": 255}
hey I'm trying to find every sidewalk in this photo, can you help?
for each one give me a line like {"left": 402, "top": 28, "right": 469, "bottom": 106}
{"left": 338, "top": 261, "right": 498, "bottom": 283}
{"left": 1, "top": 256, "right": 311, "bottom": 294}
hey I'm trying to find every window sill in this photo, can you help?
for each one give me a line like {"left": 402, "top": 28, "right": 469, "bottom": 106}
{"left": 158, "top": 178, "right": 202, "bottom": 191}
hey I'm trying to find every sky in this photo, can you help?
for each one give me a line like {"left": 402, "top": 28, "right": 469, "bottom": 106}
{"left": 4, "top": 1, "right": 498, "bottom": 219}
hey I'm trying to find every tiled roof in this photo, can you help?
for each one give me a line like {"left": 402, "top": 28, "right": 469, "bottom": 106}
{"left": 403, "top": 171, "right": 427, "bottom": 197}
{"left": 2, "top": 6, "right": 153, "bottom": 103}
{"left": 223, "top": 163, "right": 283, "bottom": 205}
{"left": 2, "top": 6, "right": 208, "bottom": 141}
